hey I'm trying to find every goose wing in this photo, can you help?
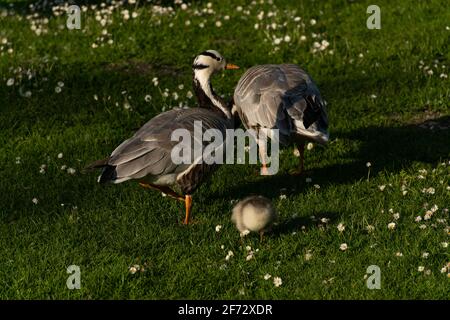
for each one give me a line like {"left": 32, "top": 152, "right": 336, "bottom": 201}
{"left": 234, "top": 64, "right": 328, "bottom": 143}
{"left": 103, "top": 108, "right": 230, "bottom": 184}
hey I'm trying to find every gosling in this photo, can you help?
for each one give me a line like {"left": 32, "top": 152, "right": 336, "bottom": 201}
{"left": 231, "top": 196, "right": 277, "bottom": 241}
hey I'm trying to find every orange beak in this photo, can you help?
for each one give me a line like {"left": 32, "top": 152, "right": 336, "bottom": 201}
{"left": 225, "top": 63, "right": 240, "bottom": 70}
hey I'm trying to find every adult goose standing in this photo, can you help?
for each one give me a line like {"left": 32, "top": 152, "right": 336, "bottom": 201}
{"left": 232, "top": 64, "right": 329, "bottom": 175}
{"left": 86, "top": 50, "right": 239, "bottom": 224}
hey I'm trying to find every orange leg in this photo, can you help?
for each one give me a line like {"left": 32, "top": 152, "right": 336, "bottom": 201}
{"left": 258, "top": 143, "right": 269, "bottom": 175}
{"left": 184, "top": 195, "right": 192, "bottom": 225}
{"left": 140, "top": 183, "right": 193, "bottom": 224}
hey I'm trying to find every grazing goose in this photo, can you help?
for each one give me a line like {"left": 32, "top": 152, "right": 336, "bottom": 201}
{"left": 231, "top": 195, "right": 277, "bottom": 241}
{"left": 86, "top": 50, "right": 239, "bottom": 224}
{"left": 232, "top": 64, "right": 329, "bottom": 174}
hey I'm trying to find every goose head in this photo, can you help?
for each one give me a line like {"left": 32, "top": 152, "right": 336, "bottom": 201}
{"left": 192, "top": 50, "right": 239, "bottom": 78}
{"left": 192, "top": 50, "right": 239, "bottom": 118}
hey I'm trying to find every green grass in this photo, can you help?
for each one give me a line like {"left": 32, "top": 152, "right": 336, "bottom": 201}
{"left": 0, "top": 0, "right": 449, "bottom": 299}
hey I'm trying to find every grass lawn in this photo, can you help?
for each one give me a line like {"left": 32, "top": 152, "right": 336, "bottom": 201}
{"left": 0, "top": 0, "right": 449, "bottom": 299}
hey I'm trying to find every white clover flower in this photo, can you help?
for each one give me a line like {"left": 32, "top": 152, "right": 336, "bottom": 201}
{"left": 441, "top": 242, "right": 448, "bottom": 248}
{"left": 387, "top": 222, "right": 396, "bottom": 230}
{"left": 366, "top": 225, "right": 375, "bottom": 232}
{"left": 310, "top": 19, "right": 316, "bottom": 25}
{"left": 274, "top": 38, "right": 282, "bottom": 45}
{"left": 314, "top": 184, "right": 320, "bottom": 189}
{"left": 379, "top": 185, "right": 386, "bottom": 191}
{"left": 225, "top": 250, "right": 234, "bottom": 261}
{"left": 430, "top": 204, "right": 438, "bottom": 213}
{"left": 240, "top": 229, "right": 250, "bottom": 237}
{"left": 321, "top": 218, "right": 329, "bottom": 224}
{"left": 424, "top": 210, "right": 433, "bottom": 220}
{"left": 300, "top": 35, "right": 307, "bottom": 41}
{"left": 339, "top": 243, "right": 348, "bottom": 251}
{"left": 6, "top": 78, "right": 15, "bottom": 86}
{"left": 215, "top": 225, "right": 222, "bottom": 232}
{"left": 284, "top": 35, "right": 291, "bottom": 43}
{"left": 422, "top": 252, "right": 429, "bottom": 259}
{"left": 129, "top": 264, "right": 140, "bottom": 274}
{"left": 257, "top": 11, "right": 264, "bottom": 20}
{"left": 58, "top": 153, "right": 63, "bottom": 159}
{"left": 393, "top": 213, "right": 400, "bottom": 220}
{"left": 273, "top": 277, "right": 282, "bottom": 287}
{"left": 246, "top": 253, "right": 254, "bottom": 261}
{"left": 419, "top": 224, "right": 427, "bottom": 229}
{"left": 307, "top": 142, "right": 314, "bottom": 150}
{"left": 215, "top": 21, "right": 222, "bottom": 27}
{"left": 57, "top": 81, "right": 64, "bottom": 87}
{"left": 279, "top": 194, "right": 287, "bottom": 200}
{"left": 358, "top": 53, "right": 364, "bottom": 58}
{"left": 415, "top": 216, "right": 422, "bottom": 222}
{"left": 67, "top": 168, "right": 76, "bottom": 175}
{"left": 305, "top": 252, "right": 313, "bottom": 261}
{"left": 337, "top": 223, "right": 345, "bottom": 232}
{"left": 418, "top": 266, "right": 425, "bottom": 272}
{"left": 370, "top": 94, "right": 377, "bottom": 99}
{"left": 366, "top": 162, "right": 372, "bottom": 167}
{"left": 264, "top": 273, "right": 271, "bottom": 280}
{"left": 395, "top": 252, "right": 403, "bottom": 257}
{"left": 32, "top": 198, "right": 39, "bottom": 205}
{"left": 144, "top": 95, "right": 152, "bottom": 102}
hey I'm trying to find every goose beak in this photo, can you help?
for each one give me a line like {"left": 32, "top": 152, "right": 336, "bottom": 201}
{"left": 225, "top": 63, "right": 240, "bottom": 70}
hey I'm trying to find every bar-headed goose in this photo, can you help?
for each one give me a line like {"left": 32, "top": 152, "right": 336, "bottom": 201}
{"left": 86, "top": 50, "right": 239, "bottom": 224}
{"left": 232, "top": 64, "right": 328, "bottom": 174}
{"left": 231, "top": 195, "right": 277, "bottom": 241}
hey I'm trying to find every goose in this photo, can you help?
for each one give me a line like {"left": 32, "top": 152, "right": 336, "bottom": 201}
{"left": 231, "top": 195, "right": 277, "bottom": 241}
{"left": 86, "top": 50, "right": 239, "bottom": 225}
{"left": 232, "top": 64, "right": 329, "bottom": 175}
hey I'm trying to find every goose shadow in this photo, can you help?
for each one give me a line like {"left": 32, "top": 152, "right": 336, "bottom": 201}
{"left": 273, "top": 210, "right": 342, "bottom": 236}
{"left": 212, "top": 115, "right": 450, "bottom": 200}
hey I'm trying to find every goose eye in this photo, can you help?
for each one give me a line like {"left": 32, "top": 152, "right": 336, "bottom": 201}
{"left": 216, "top": 57, "right": 221, "bottom": 61}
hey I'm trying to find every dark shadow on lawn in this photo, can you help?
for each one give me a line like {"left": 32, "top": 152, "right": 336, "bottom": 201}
{"left": 274, "top": 210, "right": 341, "bottom": 236}
{"left": 215, "top": 115, "right": 450, "bottom": 200}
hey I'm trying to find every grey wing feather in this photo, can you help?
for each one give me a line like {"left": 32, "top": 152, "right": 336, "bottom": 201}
{"left": 105, "top": 108, "right": 230, "bottom": 183}
{"left": 234, "top": 64, "right": 329, "bottom": 144}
